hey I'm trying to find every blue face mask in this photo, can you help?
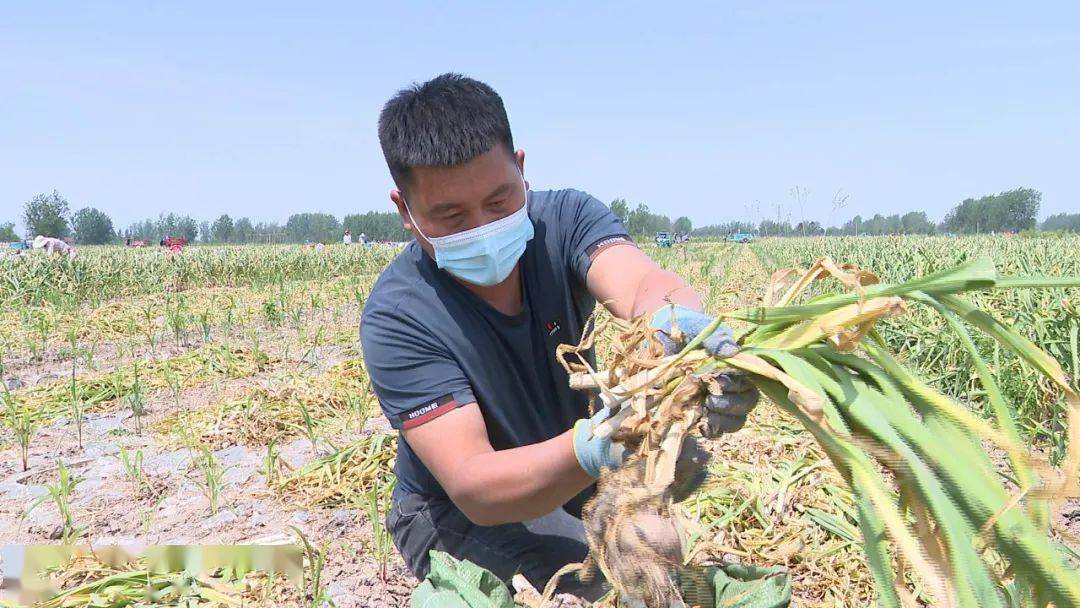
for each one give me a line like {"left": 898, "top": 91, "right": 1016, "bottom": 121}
{"left": 404, "top": 182, "right": 534, "bottom": 287}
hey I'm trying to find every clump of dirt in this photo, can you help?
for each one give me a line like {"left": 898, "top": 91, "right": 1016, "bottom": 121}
{"left": 131, "top": 474, "right": 172, "bottom": 504}
{"left": 575, "top": 434, "right": 711, "bottom": 607}
{"left": 581, "top": 456, "right": 686, "bottom": 607}
{"left": 557, "top": 315, "right": 722, "bottom": 607}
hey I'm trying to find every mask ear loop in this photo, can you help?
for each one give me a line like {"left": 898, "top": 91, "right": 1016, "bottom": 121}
{"left": 401, "top": 197, "right": 432, "bottom": 244}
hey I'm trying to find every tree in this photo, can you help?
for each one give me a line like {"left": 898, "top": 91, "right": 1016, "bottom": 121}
{"left": 944, "top": 188, "right": 1041, "bottom": 233}
{"left": 609, "top": 199, "right": 630, "bottom": 224}
{"left": 944, "top": 198, "right": 980, "bottom": 234}
{"left": 71, "top": 207, "right": 115, "bottom": 244}
{"left": 125, "top": 219, "right": 155, "bottom": 241}
{"left": 285, "top": 212, "right": 341, "bottom": 243}
{"left": 233, "top": 217, "right": 255, "bottom": 243}
{"left": 861, "top": 214, "right": 889, "bottom": 236}
{"left": 0, "top": 222, "right": 18, "bottom": 241}
{"left": 343, "top": 211, "right": 409, "bottom": 242}
{"left": 673, "top": 216, "right": 693, "bottom": 235}
{"left": 841, "top": 215, "right": 864, "bottom": 236}
{"left": 795, "top": 220, "right": 825, "bottom": 236}
{"left": 624, "top": 203, "right": 671, "bottom": 236}
{"left": 1000, "top": 188, "right": 1040, "bottom": 231}
{"left": 157, "top": 213, "right": 199, "bottom": 242}
{"left": 885, "top": 214, "right": 903, "bottom": 235}
{"left": 1042, "top": 213, "right": 1080, "bottom": 232}
{"left": 125, "top": 213, "right": 198, "bottom": 242}
{"left": 692, "top": 221, "right": 755, "bottom": 237}
{"left": 900, "top": 211, "right": 934, "bottom": 234}
{"left": 253, "top": 221, "right": 285, "bottom": 243}
{"left": 210, "top": 214, "right": 234, "bottom": 243}
{"left": 199, "top": 221, "right": 212, "bottom": 243}
{"left": 759, "top": 219, "right": 793, "bottom": 237}
{"left": 23, "top": 190, "right": 71, "bottom": 237}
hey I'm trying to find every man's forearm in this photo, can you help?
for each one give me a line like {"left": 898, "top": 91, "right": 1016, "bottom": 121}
{"left": 450, "top": 429, "right": 593, "bottom": 526}
{"left": 445, "top": 261, "right": 703, "bottom": 525}
{"left": 630, "top": 268, "right": 702, "bottom": 318}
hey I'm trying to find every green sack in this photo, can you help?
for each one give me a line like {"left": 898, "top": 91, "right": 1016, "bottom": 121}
{"left": 678, "top": 563, "right": 792, "bottom": 608}
{"left": 410, "top": 551, "right": 517, "bottom": 608}
{"left": 411, "top": 550, "right": 792, "bottom": 608}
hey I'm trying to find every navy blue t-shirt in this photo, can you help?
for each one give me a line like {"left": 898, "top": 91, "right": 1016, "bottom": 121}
{"left": 359, "top": 189, "right": 631, "bottom": 501}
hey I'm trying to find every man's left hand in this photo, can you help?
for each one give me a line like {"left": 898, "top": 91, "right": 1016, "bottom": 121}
{"left": 650, "top": 305, "right": 760, "bottom": 437}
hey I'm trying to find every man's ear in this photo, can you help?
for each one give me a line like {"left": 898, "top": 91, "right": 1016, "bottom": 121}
{"left": 390, "top": 189, "right": 412, "bottom": 230}
{"left": 515, "top": 149, "right": 527, "bottom": 189}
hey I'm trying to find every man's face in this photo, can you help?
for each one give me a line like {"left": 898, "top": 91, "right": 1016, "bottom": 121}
{"left": 391, "top": 145, "right": 527, "bottom": 258}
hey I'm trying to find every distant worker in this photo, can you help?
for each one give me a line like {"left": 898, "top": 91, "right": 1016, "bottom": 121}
{"left": 32, "top": 235, "right": 76, "bottom": 258}
{"left": 360, "top": 74, "right": 759, "bottom": 597}
{"left": 358, "top": 232, "right": 368, "bottom": 246}
{"left": 344, "top": 229, "right": 353, "bottom": 245}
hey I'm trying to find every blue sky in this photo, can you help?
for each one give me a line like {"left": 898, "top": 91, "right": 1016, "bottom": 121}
{"left": 2, "top": 2, "right": 1077, "bottom": 231}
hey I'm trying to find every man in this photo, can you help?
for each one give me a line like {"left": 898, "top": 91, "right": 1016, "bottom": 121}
{"left": 360, "top": 74, "right": 758, "bottom": 597}
{"left": 344, "top": 229, "right": 353, "bottom": 245}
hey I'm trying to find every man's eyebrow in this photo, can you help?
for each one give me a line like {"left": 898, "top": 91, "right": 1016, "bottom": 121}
{"left": 427, "top": 201, "right": 463, "bottom": 216}
{"left": 426, "top": 182, "right": 513, "bottom": 215}
{"left": 483, "top": 183, "right": 513, "bottom": 202}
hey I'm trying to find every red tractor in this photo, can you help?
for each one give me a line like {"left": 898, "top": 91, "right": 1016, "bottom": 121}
{"left": 162, "top": 236, "right": 187, "bottom": 252}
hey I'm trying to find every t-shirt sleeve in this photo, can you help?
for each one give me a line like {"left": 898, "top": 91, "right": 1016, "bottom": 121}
{"left": 360, "top": 304, "right": 476, "bottom": 431}
{"left": 561, "top": 190, "right": 634, "bottom": 284}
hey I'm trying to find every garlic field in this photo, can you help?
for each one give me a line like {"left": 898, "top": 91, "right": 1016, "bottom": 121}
{"left": 0, "top": 236, "right": 1077, "bottom": 607}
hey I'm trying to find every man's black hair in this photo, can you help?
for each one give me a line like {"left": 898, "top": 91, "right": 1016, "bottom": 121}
{"left": 378, "top": 73, "right": 514, "bottom": 190}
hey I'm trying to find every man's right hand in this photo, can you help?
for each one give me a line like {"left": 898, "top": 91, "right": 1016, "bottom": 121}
{"left": 572, "top": 407, "right": 628, "bottom": 478}
{"left": 573, "top": 406, "right": 711, "bottom": 496}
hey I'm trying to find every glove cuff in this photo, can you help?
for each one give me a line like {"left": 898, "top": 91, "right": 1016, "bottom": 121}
{"left": 648, "top": 304, "right": 705, "bottom": 331}
{"left": 572, "top": 408, "right": 619, "bottom": 479}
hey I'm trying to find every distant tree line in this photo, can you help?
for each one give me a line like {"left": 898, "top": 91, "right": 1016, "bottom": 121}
{"left": 126, "top": 213, "right": 199, "bottom": 243}
{"left": 5, "top": 186, "right": 1071, "bottom": 246}
{"left": 1041, "top": 213, "right": 1080, "bottom": 232}
{"left": 654, "top": 211, "right": 939, "bottom": 239}
{"left": 942, "top": 188, "right": 1041, "bottom": 234}
{"left": 608, "top": 198, "right": 692, "bottom": 236}
{"left": 609, "top": 199, "right": 948, "bottom": 240}
{"left": 0, "top": 222, "right": 18, "bottom": 242}
{"left": 343, "top": 211, "right": 411, "bottom": 242}
{"left": 16, "top": 190, "right": 119, "bottom": 244}
{"left": 692, "top": 188, "right": 1052, "bottom": 238}
{"left": 9, "top": 190, "right": 413, "bottom": 245}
